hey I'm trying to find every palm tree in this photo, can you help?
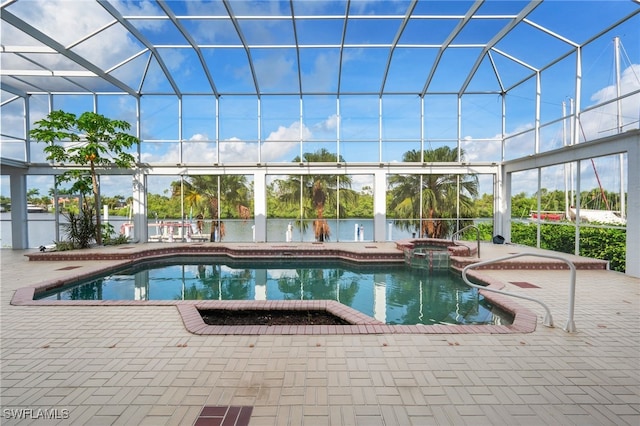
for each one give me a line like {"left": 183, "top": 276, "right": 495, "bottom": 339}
{"left": 277, "top": 266, "right": 360, "bottom": 305}
{"left": 388, "top": 146, "right": 479, "bottom": 238}
{"left": 171, "top": 175, "right": 251, "bottom": 240}
{"left": 275, "top": 149, "right": 354, "bottom": 241}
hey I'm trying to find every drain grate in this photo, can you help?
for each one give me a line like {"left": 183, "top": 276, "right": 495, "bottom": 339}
{"left": 509, "top": 281, "right": 540, "bottom": 289}
{"left": 194, "top": 406, "right": 252, "bottom": 426}
{"left": 55, "top": 266, "right": 81, "bottom": 271}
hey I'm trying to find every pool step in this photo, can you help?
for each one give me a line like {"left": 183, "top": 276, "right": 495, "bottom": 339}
{"left": 405, "top": 249, "right": 451, "bottom": 271}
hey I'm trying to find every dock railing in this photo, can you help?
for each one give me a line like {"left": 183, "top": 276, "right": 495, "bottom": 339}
{"left": 461, "top": 253, "right": 577, "bottom": 333}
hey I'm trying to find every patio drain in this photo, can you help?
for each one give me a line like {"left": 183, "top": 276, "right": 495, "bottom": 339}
{"left": 509, "top": 281, "right": 541, "bottom": 289}
{"left": 194, "top": 405, "right": 252, "bottom": 426}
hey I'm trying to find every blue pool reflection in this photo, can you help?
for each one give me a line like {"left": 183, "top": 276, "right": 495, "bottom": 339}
{"left": 36, "top": 257, "right": 512, "bottom": 326}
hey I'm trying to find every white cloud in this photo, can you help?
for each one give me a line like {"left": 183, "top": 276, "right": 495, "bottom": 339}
{"left": 302, "top": 52, "right": 340, "bottom": 92}
{"left": 580, "top": 64, "right": 640, "bottom": 140}
{"left": 350, "top": 175, "right": 374, "bottom": 192}
{"left": 590, "top": 64, "right": 640, "bottom": 104}
{"left": 267, "top": 269, "right": 299, "bottom": 280}
{"left": 189, "top": 134, "right": 208, "bottom": 142}
{"left": 139, "top": 143, "right": 176, "bottom": 164}
{"left": 3, "top": 0, "right": 157, "bottom": 88}
{"left": 261, "top": 121, "right": 311, "bottom": 162}
{"left": 463, "top": 64, "right": 639, "bottom": 166}
{"left": 139, "top": 121, "right": 313, "bottom": 164}
{"left": 115, "top": 1, "right": 165, "bottom": 30}
{"left": 219, "top": 136, "right": 255, "bottom": 163}
{"left": 253, "top": 54, "right": 296, "bottom": 91}
{"left": 314, "top": 114, "right": 338, "bottom": 132}
{"left": 183, "top": 141, "right": 218, "bottom": 163}
{"left": 462, "top": 122, "right": 534, "bottom": 163}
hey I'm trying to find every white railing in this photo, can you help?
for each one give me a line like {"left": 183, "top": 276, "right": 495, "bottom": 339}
{"left": 461, "top": 253, "right": 577, "bottom": 333}
{"left": 451, "top": 224, "right": 480, "bottom": 258}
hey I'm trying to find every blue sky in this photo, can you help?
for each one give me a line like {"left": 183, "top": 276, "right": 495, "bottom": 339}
{"left": 1, "top": 0, "right": 638, "bottom": 198}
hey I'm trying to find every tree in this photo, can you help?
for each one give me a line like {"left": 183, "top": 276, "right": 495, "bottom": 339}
{"left": 30, "top": 111, "right": 139, "bottom": 245}
{"left": 172, "top": 175, "right": 251, "bottom": 218}
{"left": 275, "top": 149, "right": 353, "bottom": 241}
{"left": 388, "top": 146, "right": 478, "bottom": 238}
{"left": 26, "top": 188, "right": 40, "bottom": 202}
{"left": 170, "top": 175, "right": 252, "bottom": 240}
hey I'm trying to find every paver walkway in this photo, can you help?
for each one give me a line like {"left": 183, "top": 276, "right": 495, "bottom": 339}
{"left": 1, "top": 244, "right": 638, "bottom": 425}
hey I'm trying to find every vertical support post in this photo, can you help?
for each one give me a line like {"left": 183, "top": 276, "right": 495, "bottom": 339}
{"left": 457, "top": 95, "right": 462, "bottom": 162}
{"left": 419, "top": 175, "right": 423, "bottom": 237}
{"left": 254, "top": 170, "right": 267, "bottom": 242}
{"left": 573, "top": 47, "right": 582, "bottom": 146}
{"left": 336, "top": 175, "right": 340, "bottom": 240}
{"left": 24, "top": 94, "right": 30, "bottom": 164}
{"left": 614, "top": 37, "right": 626, "bottom": 219}
{"left": 495, "top": 92, "right": 507, "bottom": 240}
{"left": 456, "top": 95, "right": 462, "bottom": 234}
{"left": 536, "top": 168, "right": 541, "bottom": 248}
{"left": 496, "top": 164, "right": 511, "bottom": 242}
{"left": 378, "top": 96, "right": 383, "bottom": 163}
{"left": 132, "top": 169, "right": 147, "bottom": 243}
{"left": 574, "top": 160, "right": 581, "bottom": 256}
{"left": 373, "top": 170, "right": 387, "bottom": 242}
{"left": 10, "top": 173, "right": 29, "bottom": 249}
{"left": 178, "top": 97, "right": 183, "bottom": 164}
{"left": 215, "top": 97, "right": 220, "bottom": 163}
{"left": 614, "top": 37, "right": 622, "bottom": 133}
{"left": 626, "top": 139, "right": 640, "bottom": 277}
{"left": 336, "top": 97, "right": 340, "bottom": 162}
{"left": 535, "top": 71, "right": 541, "bottom": 153}
{"left": 257, "top": 97, "right": 262, "bottom": 163}
{"left": 420, "top": 96, "right": 425, "bottom": 160}
{"left": 563, "top": 101, "right": 570, "bottom": 220}
{"left": 299, "top": 96, "right": 304, "bottom": 159}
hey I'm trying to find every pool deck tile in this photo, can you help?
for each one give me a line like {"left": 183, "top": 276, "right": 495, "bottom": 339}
{"left": 1, "top": 242, "right": 639, "bottom": 425}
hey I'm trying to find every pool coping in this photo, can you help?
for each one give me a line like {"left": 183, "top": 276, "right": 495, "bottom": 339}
{"left": 10, "top": 273, "right": 537, "bottom": 335}
{"left": 11, "top": 243, "right": 541, "bottom": 335}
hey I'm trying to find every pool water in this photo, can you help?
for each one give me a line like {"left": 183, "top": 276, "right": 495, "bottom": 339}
{"left": 36, "top": 257, "right": 512, "bottom": 326}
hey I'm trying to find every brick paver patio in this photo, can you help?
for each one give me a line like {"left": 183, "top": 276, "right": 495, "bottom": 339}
{"left": 1, "top": 243, "right": 638, "bottom": 425}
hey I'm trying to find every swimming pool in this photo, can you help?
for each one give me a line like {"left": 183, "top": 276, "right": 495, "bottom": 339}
{"left": 36, "top": 257, "right": 512, "bottom": 326}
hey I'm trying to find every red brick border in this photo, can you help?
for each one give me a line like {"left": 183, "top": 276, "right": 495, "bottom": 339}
{"left": 12, "top": 242, "right": 549, "bottom": 335}
{"left": 11, "top": 278, "right": 537, "bottom": 335}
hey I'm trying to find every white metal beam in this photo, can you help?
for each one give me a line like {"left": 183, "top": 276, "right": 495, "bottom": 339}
{"left": 503, "top": 129, "right": 639, "bottom": 173}
{"left": 97, "top": 0, "right": 181, "bottom": 97}
{"left": 420, "top": 0, "right": 484, "bottom": 97}
{"left": 222, "top": 0, "right": 261, "bottom": 96}
{"left": 1, "top": 9, "right": 138, "bottom": 96}
{"left": 157, "top": 0, "right": 220, "bottom": 97}
{"left": 458, "top": 0, "right": 542, "bottom": 96}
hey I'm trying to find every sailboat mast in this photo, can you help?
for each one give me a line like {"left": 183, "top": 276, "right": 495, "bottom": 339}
{"left": 615, "top": 37, "right": 622, "bottom": 132}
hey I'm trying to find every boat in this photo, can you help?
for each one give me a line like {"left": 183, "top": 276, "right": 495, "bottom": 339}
{"left": 569, "top": 208, "right": 626, "bottom": 225}
{"left": 530, "top": 211, "right": 564, "bottom": 221}
{"left": 27, "top": 204, "right": 48, "bottom": 213}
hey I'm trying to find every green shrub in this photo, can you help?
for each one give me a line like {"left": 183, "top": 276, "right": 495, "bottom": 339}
{"left": 61, "top": 208, "right": 96, "bottom": 249}
{"left": 468, "top": 221, "right": 626, "bottom": 272}
{"left": 53, "top": 240, "right": 75, "bottom": 251}
{"left": 102, "top": 223, "right": 130, "bottom": 246}
{"left": 579, "top": 226, "right": 626, "bottom": 272}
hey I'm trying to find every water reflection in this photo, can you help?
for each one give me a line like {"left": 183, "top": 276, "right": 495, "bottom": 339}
{"left": 37, "top": 259, "right": 510, "bottom": 326}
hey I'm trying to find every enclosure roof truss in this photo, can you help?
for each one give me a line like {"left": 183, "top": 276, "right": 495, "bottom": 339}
{"left": 1, "top": 0, "right": 637, "bottom": 97}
